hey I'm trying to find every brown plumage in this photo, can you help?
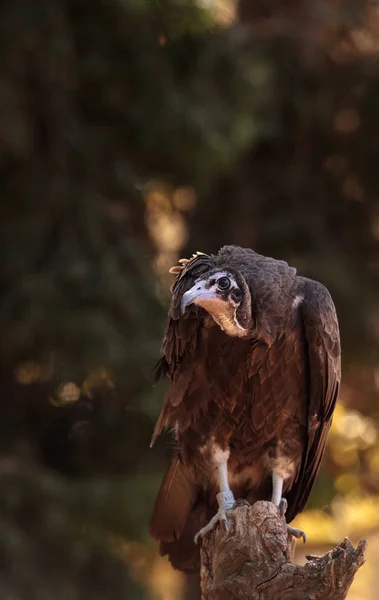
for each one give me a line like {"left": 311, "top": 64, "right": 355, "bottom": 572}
{"left": 149, "top": 245, "right": 341, "bottom": 572}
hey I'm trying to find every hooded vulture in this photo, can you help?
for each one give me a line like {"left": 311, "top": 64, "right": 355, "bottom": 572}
{"left": 149, "top": 245, "right": 341, "bottom": 572}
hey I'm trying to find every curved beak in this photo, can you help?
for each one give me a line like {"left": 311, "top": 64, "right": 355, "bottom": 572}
{"left": 181, "top": 281, "right": 217, "bottom": 315}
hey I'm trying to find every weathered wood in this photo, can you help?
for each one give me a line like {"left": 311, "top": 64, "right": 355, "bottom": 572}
{"left": 200, "top": 501, "right": 366, "bottom": 600}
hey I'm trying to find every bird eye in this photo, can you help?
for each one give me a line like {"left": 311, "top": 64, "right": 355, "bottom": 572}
{"left": 217, "top": 276, "right": 231, "bottom": 291}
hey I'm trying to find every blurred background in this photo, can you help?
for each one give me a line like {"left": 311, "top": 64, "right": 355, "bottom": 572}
{"left": 0, "top": 0, "right": 379, "bottom": 598}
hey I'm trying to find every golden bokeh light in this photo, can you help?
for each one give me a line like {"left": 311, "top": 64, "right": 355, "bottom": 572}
{"left": 145, "top": 181, "right": 197, "bottom": 290}
{"left": 50, "top": 382, "right": 81, "bottom": 407}
{"left": 14, "top": 361, "right": 41, "bottom": 385}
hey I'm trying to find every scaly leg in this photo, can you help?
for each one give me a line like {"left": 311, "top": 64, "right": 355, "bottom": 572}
{"left": 194, "top": 461, "right": 235, "bottom": 544}
{"left": 271, "top": 471, "right": 283, "bottom": 507}
{"left": 271, "top": 471, "right": 306, "bottom": 543}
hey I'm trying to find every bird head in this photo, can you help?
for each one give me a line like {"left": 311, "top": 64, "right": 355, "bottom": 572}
{"left": 181, "top": 269, "right": 252, "bottom": 337}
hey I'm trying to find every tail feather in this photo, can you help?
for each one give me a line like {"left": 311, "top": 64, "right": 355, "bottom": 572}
{"left": 149, "top": 457, "right": 199, "bottom": 543}
{"left": 160, "top": 502, "right": 211, "bottom": 573}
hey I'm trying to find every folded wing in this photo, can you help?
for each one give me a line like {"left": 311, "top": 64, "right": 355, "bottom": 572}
{"left": 285, "top": 278, "right": 341, "bottom": 522}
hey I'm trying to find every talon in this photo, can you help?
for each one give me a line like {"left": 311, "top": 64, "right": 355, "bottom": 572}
{"left": 287, "top": 524, "right": 307, "bottom": 543}
{"left": 220, "top": 506, "right": 229, "bottom": 531}
{"left": 279, "top": 498, "right": 288, "bottom": 517}
{"left": 233, "top": 498, "right": 250, "bottom": 509}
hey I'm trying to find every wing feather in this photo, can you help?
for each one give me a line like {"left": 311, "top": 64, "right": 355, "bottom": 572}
{"left": 151, "top": 252, "right": 213, "bottom": 446}
{"left": 285, "top": 278, "right": 341, "bottom": 522}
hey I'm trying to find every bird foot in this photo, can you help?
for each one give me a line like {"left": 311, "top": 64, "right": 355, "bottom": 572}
{"left": 278, "top": 497, "right": 306, "bottom": 543}
{"left": 287, "top": 524, "right": 307, "bottom": 543}
{"left": 194, "top": 490, "right": 235, "bottom": 544}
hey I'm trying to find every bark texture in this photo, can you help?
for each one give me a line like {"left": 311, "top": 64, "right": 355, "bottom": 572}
{"left": 200, "top": 501, "right": 366, "bottom": 600}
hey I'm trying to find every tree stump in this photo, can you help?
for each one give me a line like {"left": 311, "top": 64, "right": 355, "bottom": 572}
{"left": 200, "top": 501, "right": 366, "bottom": 600}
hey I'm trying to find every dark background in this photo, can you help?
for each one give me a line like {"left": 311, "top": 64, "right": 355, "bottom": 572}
{"left": 0, "top": 0, "right": 378, "bottom": 598}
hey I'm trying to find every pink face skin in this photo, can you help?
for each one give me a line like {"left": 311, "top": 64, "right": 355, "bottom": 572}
{"left": 181, "top": 271, "right": 249, "bottom": 338}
